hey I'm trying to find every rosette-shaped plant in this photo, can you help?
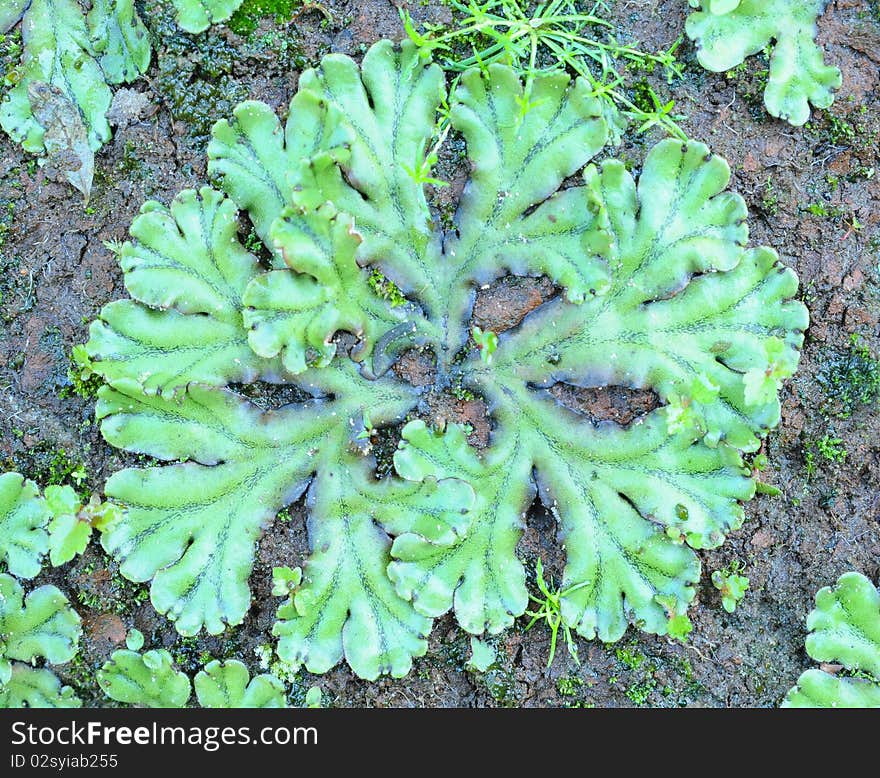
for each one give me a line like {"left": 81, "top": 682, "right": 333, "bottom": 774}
{"left": 686, "top": 0, "right": 841, "bottom": 125}
{"left": 82, "top": 40, "right": 808, "bottom": 680}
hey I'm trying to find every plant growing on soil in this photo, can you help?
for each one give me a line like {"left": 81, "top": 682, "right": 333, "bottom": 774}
{"left": 172, "top": 0, "right": 244, "bottom": 33}
{"left": 82, "top": 39, "right": 807, "bottom": 680}
{"left": 783, "top": 572, "right": 880, "bottom": 708}
{"left": 99, "top": 647, "right": 291, "bottom": 707}
{"left": 98, "top": 648, "right": 191, "bottom": 707}
{"left": 0, "top": 472, "right": 49, "bottom": 579}
{"left": 711, "top": 563, "right": 749, "bottom": 613}
{"left": 0, "top": 574, "right": 82, "bottom": 708}
{"left": 402, "top": 0, "right": 687, "bottom": 141}
{"left": 45, "top": 485, "right": 123, "bottom": 566}
{"left": 0, "top": 0, "right": 150, "bottom": 198}
{"left": 685, "top": 0, "right": 841, "bottom": 126}
{"left": 0, "top": 472, "right": 121, "bottom": 573}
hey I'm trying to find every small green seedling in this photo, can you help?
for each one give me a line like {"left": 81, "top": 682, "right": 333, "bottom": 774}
{"left": 466, "top": 636, "right": 497, "bottom": 672}
{"left": 271, "top": 566, "right": 302, "bottom": 598}
{"left": 304, "top": 685, "right": 323, "bottom": 708}
{"left": 525, "top": 559, "right": 589, "bottom": 668}
{"left": 125, "top": 628, "right": 145, "bottom": 651}
{"left": 712, "top": 564, "right": 750, "bottom": 613}
{"left": 472, "top": 326, "right": 498, "bottom": 365}
{"left": 45, "top": 485, "right": 122, "bottom": 566}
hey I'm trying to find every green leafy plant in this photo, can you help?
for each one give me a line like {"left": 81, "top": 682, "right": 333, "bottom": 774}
{"left": 402, "top": 0, "right": 687, "bottom": 141}
{"left": 45, "top": 485, "right": 123, "bottom": 566}
{"left": 0, "top": 473, "right": 49, "bottom": 579}
{"left": 0, "top": 574, "right": 82, "bottom": 708}
{"left": 82, "top": 40, "right": 807, "bottom": 680}
{"left": 524, "top": 559, "right": 587, "bottom": 667}
{"left": 467, "top": 636, "right": 497, "bottom": 672}
{"left": 711, "top": 563, "right": 749, "bottom": 613}
{"left": 0, "top": 472, "right": 120, "bottom": 573}
{"left": 685, "top": 0, "right": 841, "bottom": 125}
{"left": 98, "top": 648, "right": 192, "bottom": 707}
{"left": 172, "top": 0, "right": 244, "bottom": 33}
{"left": 783, "top": 572, "right": 880, "bottom": 708}
{"left": 0, "top": 0, "right": 150, "bottom": 198}
{"left": 99, "top": 644, "right": 289, "bottom": 708}
{"left": 194, "top": 659, "right": 286, "bottom": 708}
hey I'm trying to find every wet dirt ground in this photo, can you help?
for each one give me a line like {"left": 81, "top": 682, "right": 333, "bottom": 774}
{"left": 0, "top": 0, "right": 878, "bottom": 707}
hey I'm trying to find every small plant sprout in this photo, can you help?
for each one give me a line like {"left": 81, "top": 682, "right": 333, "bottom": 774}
{"left": 666, "top": 614, "right": 693, "bottom": 643}
{"left": 712, "top": 563, "right": 750, "bottom": 613}
{"left": 125, "top": 628, "right": 145, "bottom": 651}
{"left": 271, "top": 566, "right": 303, "bottom": 598}
{"left": 472, "top": 326, "right": 498, "bottom": 365}
{"left": 743, "top": 338, "right": 797, "bottom": 407}
{"left": 45, "top": 485, "right": 123, "bottom": 566}
{"left": 467, "top": 637, "right": 497, "bottom": 672}
{"left": 750, "top": 452, "right": 782, "bottom": 496}
{"left": 355, "top": 411, "right": 376, "bottom": 442}
{"left": 524, "top": 559, "right": 589, "bottom": 668}
{"left": 304, "top": 685, "right": 323, "bottom": 708}
{"left": 402, "top": 124, "right": 451, "bottom": 189}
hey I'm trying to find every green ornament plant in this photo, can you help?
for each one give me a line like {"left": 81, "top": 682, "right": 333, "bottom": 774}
{"left": 0, "top": 0, "right": 151, "bottom": 197}
{"left": 685, "top": 0, "right": 841, "bottom": 125}
{"left": 83, "top": 39, "right": 807, "bottom": 680}
{"left": 0, "top": 574, "right": 82, "bottom": 708}
{"left": 783, "top": 572, "right": 880, "bottom": 708}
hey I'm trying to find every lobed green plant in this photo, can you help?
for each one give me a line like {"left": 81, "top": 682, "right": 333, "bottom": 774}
{"left": 98, "top": 644, "right": 300, "bottom": 708}
{"left": 0, "top": 472, "right": 49, "bottom": 579}
{"left": 0, "top": 472, "right": 122, "bottom": 573}
{"left": 783, "top": 572, "right": 880, "bottom": 708}
{"left": 686, "top": 0, "right": 841, "bottom": 126}
{"left": 0, "top": 0, "right": 150, "bottom": 197}
{"left": 172, "top": 0, "right": 244, "bottom": 33}
{"left": 82, "top": 39, "right": 807, "bottom": 680}
{"left": 0, "top": 574, "right": 82, "bottom": 708}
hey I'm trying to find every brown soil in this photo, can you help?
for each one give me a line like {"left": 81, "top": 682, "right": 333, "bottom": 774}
{"left": 0, "top": 0, "right": 878, "bottom": 708}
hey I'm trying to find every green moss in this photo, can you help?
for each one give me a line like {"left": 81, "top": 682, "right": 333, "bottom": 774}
{"left": 556, "top": 675, "right": 583, "bottom": 697}
{"left": 815, "top": 434, "right": 847, "bottom": 463}
{"left": 760, "top": 177, "right": 778, "bottom": 216}
{"left": 228, "top": 0, "right": 303, "bottom": 36}
{"left": 725, "top": 50, "right": 770, "bottom": 120}
{"left": 614, "top": 644, "right": 647, "bottom": 671}
{"left": 368, "top": 269, "right": 408, "bottom": 308}
{"left": 12, "top": 443, "right": 88, "bottom": 489}
{"left": 817, "top": 335, "right": 880, "bottom": 418}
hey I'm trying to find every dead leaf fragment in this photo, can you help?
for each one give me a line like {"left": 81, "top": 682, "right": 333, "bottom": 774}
{"left": 28, "top": 80, "right": 95, "bottom": 202}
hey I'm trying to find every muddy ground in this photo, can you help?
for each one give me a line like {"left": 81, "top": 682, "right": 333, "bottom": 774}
{"left": 0, "top": 0, "right": 878, "bottom": 708}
